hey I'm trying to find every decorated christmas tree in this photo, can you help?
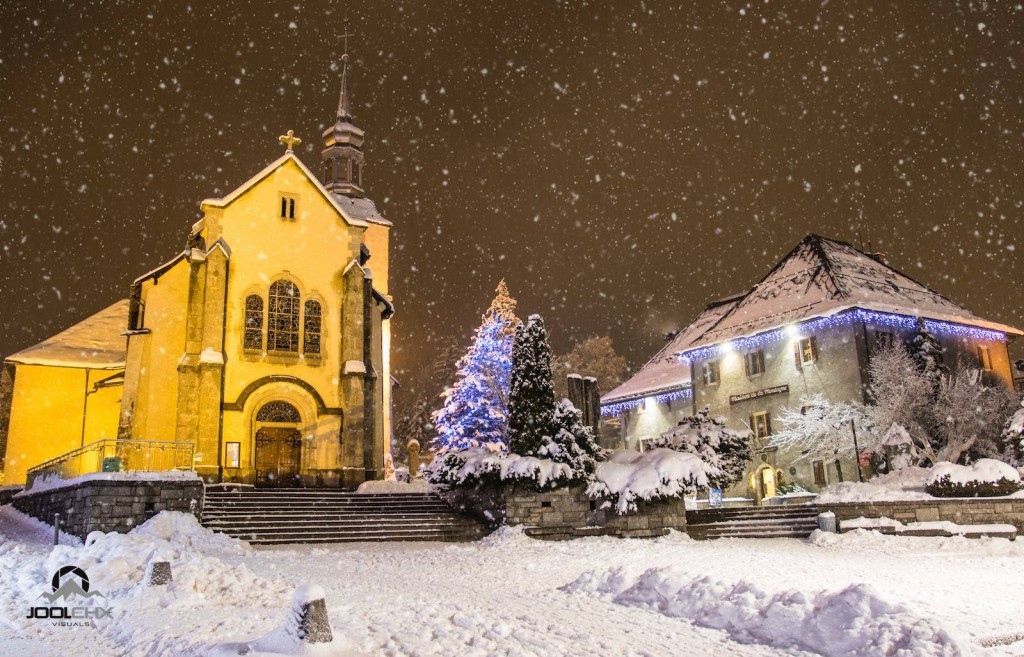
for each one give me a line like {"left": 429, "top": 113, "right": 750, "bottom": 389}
{"left": 432, "top": 281, "right": 519, "bottom": 451}
{"left": 507, "top": 315, "right": 558, "bottom": 456}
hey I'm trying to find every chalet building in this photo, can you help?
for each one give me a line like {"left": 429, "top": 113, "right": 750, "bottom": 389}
{"left": 601, "top": 234, "right": 1022, "bottom": 501}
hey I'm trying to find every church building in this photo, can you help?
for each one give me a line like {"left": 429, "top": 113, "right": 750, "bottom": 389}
{"left": 1, "top": 49, "right": 394, "bottom": 489}
{"left": 602, "top": 234, "right": 1021, "bottom": 501}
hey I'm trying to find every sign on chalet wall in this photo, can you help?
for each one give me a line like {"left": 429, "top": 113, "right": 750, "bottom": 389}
{"left": 729, "top": 384, "right": 789, "bottom": 405}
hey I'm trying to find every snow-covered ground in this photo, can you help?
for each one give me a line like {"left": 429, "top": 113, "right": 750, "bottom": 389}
{"left": 0, "top": 506, "right": 1021, "bottom": 656}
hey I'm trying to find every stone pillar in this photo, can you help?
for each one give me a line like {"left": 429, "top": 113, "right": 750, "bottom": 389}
{"left": 566, "top": 374, "right": 585, "bottom": 408}
{"left": 583, "top": 376, "right": 601, "bottom": 435}
{"left": 340, "top": 262, "right": 368, "bottom": 488}
{"left": 285, "top": 585, "right": 334, "bottom": 645}
{"left": 175, "top": 245, "right": 228, "bottom": 483}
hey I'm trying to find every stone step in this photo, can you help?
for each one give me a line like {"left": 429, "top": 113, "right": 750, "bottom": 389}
{"left": 199, "top": 490, "right": 489, "bottom": 544}
{"left": 688, "top": 518, "right": 820, "bottom": 529}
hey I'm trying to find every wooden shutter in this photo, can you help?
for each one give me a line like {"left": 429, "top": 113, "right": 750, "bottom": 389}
{"left": 809, "top": 336, "right": 819, "bottom": 362}
{"left": 794, "top": 341, "right": 802, "bottom": 370}
{"left": 813, "top": 461, "right": 825, "bottom": 485}
{"left": 765, "top": 413, "right": 773, "bottom": 436}
{"left": 743, "top": 353, "right": 751, "bottom": 376}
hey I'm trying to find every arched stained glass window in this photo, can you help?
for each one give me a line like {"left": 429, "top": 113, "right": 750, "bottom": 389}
{"left": 256, "top": 400, "right": 301, "bottom": 423}
{"left": 268, "top": 280, "right": 300, "bottom": 352}
{"left": 303, "top": 300, "right": 322, "bottom": 355}
{"left": 244, "top": 295, "right": 264, "bottom": 350}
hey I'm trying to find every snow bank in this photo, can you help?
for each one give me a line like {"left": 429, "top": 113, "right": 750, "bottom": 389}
{"left": 21, "top": 469, "right": 200, "bottom": 495}
{"left": 587, "top": 448, "right": 714, "bottom": 513}
{"left": 927, "top": 459, "right": 1021, "bottom": 486}
{"left": 355, "top": 479, "right": 428, "bottom": 494}
{"left": 817, "top": 467, "right": 933, "bottom": 503}
{"left": 425, "top": 446, "right": 573, "bottom": 490}
{"left": 563, "top": 566, "right": 971, "bottom": 656}
{"left": 41, "top": 511, "right": 289, "bottom": 609}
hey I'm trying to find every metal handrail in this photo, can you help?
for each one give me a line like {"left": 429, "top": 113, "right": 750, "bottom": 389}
{"left": 25, "top": 438, "right": 196, "bottom": 491}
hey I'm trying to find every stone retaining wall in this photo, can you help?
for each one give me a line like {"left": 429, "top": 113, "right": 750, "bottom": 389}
{"left": 13, "top": 479, "right": 205, "bottom": 539}
{"left": 818, "top": 498, "right": 1024, "bottom": 533}
{"left": 442, "top": 485, "right": 686, "bottom": 540}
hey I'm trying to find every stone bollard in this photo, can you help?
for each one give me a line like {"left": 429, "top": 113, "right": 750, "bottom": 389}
{"left": 147, "top": 561, "right": 173, "bottom": 586}
{"left": 408, "top": 439, "right": 422, "bottom": 479}
{"left": 817, "top": 511, "right": 837, "bottom": 533}
{"left": 285, "top": 584, "right": 333, "bottom": 645}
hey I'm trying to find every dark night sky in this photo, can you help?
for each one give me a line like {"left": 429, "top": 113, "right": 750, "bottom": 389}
{"left": 2, "top": 1, "right": 1023, "bottom": 396}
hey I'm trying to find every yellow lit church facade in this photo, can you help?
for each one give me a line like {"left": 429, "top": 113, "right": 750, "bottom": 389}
{"left": 1, "top": 55, "right": 394, "bottom": 488}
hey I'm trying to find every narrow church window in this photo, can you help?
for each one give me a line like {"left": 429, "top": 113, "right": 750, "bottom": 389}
{"left": 244, "top": 295, "right": 264, "bottom": 350}
{"left": 279, "top": 194, "right": 297, "bottom": 220}
{"left": 303, "top": 300, "right": 322, "bottom": 355}
{"left": 268, "top": 280, "right": 300, "bottom": 352}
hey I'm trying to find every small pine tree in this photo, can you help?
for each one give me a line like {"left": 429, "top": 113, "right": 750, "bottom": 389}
{"left": 432, "top": 281, "right": 519, "bottom": 451}
{"left": 656, "top": 406, "right": 751, "bottom": 489}
{"left": 1001, "top": 398, "right": 1024, "bottom": 467}
{"left": 539, "top": 400, "right": 601, "bottom": 479}
{"left": 507, "top": 315, "right": 557, "bottom": 456}
{"left": 911, "top": 317, "right": 947, "bottom": 397}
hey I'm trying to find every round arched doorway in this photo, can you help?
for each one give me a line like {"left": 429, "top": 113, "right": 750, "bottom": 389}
{"left": 254, "top": 401, "right": 303, "bottom": 488}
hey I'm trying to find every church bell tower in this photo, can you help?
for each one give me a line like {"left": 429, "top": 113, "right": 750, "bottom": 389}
{"left": 321, "top": 33, "right": 365, "bottom": 198}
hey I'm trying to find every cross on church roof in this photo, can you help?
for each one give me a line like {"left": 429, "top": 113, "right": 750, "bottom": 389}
{"left": 278, "top": 129, "right": 302, "bottom": 152}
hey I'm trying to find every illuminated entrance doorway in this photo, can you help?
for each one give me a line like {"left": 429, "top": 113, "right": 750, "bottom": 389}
{"left": 752, "top": 463, "right": 777, "bottom": 504}
{"left": 254, "top": 401, "right": 303, "bottom": 488}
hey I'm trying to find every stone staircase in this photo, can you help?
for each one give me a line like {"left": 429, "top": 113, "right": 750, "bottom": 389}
{"left": 685, "top": 504, "right": 821, "bottom": 540}
{"left": 201, "top": 489, "right": 490, "bottom": 545}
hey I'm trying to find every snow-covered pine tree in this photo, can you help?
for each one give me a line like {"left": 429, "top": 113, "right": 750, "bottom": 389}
{"left": 507, "top": 315, "right": 557, "bottom": 456}
{"left": 656, "top": 406, "right": 751, "bottom": 489}
{"left": 539, "top": 400, "right": 601, "bottom": 479}
{"left": 911, "top": 317, "right": 947, "bottom": 397}
{"left": 431, "top": 281, "right": 519, "bottom": 451}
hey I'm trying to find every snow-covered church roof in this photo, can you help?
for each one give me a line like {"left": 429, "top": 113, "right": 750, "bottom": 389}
{"left": 5, "top": 300, "right": 129, "bottom": 369}
{"left": 602, "top": 234, "right": 1021, "bottom": 407}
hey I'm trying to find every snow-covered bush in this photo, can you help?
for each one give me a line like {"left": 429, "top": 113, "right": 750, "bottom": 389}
{"left": 924, "top": 459, "right": 1023, "bottom": 498}
{"left": 586, "top": 449, "right": 717, "bottom": 513}
{"left": 424, "top": 446, "right": 574, "bottom": 493}
{"left": 1003, "top": 398, "right": 1024, "bottom": 466}
{"left": 655, "top": 406, "right": 750, "bottom": 489}
{"left": 881, "top": 423, "right": 917, "bottom": 472}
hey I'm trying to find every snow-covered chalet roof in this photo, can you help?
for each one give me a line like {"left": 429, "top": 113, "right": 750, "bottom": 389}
{"left": 5, "top": 300, "right": 130, "bottom": 369}
{"left": 686, "top": 234, "right": 1022, "bottom": 356}
{"left": 601, "top": 296, "right": 741, "bottom": 404}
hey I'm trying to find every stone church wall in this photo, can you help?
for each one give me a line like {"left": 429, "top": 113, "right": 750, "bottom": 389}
{"left": 13, "top": 478, "right": 204, "bottom": 539}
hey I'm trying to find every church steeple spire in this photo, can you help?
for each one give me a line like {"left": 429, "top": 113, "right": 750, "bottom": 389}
{"left": 321, "top": 19, "right": 365, "bottom": 198}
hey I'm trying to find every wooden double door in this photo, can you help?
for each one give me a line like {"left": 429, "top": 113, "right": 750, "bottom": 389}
{"left": 255, "top": 427, "right": 302, "bottom": 488}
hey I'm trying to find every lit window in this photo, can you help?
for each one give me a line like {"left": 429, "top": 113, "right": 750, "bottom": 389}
{"left": 279, "top": 194, "right": 297, "bottom": 220}
{"left": 244, "top": 295, "right": 264, "bottom": 350}
{"left": 977, "top": 345, "right": 993, "bottom": 371}
{"left": 751, "top": 411, "right": 772, "bottom": 439}
{"left": 303, "top": 300, "right": 322, "bottom": 355}
{"left": 794, "top": 337, "right": 817, "bottom": 367}
{"left": 268, "top": 280, "right": 300, "bottom": 352}
{"left": 744, "top": 350, "right": 766, "bottom": 376}
{"left": 702, "top": 360, "right": 720, "bottom": 385}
